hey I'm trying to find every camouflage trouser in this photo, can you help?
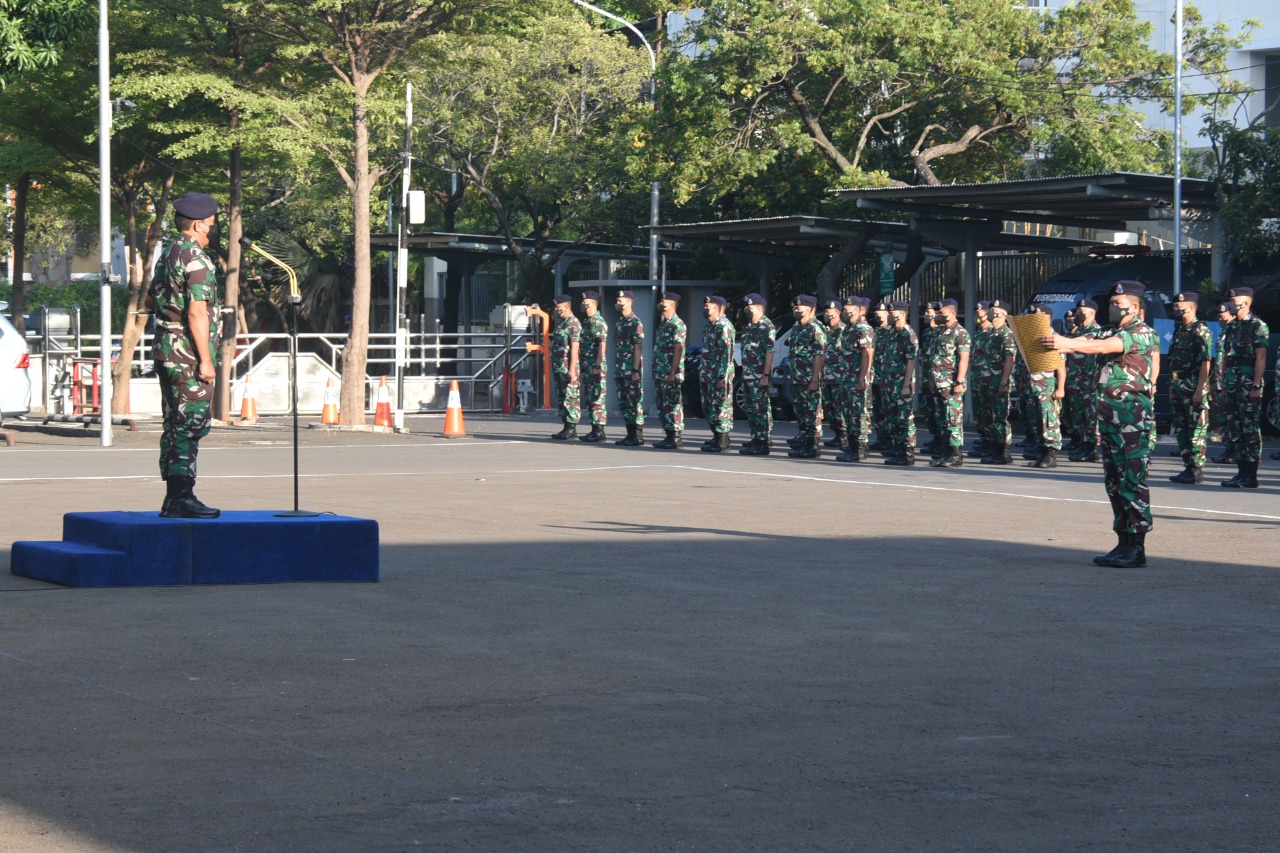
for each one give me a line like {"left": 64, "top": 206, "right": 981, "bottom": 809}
{"left": 936, "top": 386, "right": 964, "bottom": 448}
{"left": 701, "top": 371, "right": 734, "bottom": 433}
{"left": 1099, "top": 392, "right": 1153, "bottom": 534}
{"left": 1170, "top": 382, "right": 1208, "bottom": 468}
{"left": 842, "top": 382, "right": 872, "bottom": 446}
{"left": 923, "top": 392, "right": 943, "bottom": 440}
{"left": 1018, "top": 375, "right": 1039, "bottom": 445}
{"left": 581, "top": 371, "right": 607, "bottom": 426}
{"left": 791, "top": 382, "right": 822, "bottom": 441}
{"left": 1220, "top": 371, "right": 1263, "bottom": 463}
{"left": 656, "top": 378, "right": 684, "bottom": 433}
{"left": 1210, "top": 389, "right": 1233, "bottom": 458}
{"left": 1027, "top": 372, "right": 1062, "bottom": 451}
{"left": 972, "top": 375, "right": 1003, "bottom": 444}
{"left": 822, "top": 381, "right": 844, "bottom": 433}
{"left": 1066, "top": 382, "right": 1098, "bottom": 446}
{"left": 872, "top": 383, "right": 892, "bottom": 442}
{"left": 553, "top": 370, "right": 580, "bottom": 424}
{"left": 742, "top": 375, "right": 771, "bottom": 440}
{"left": 884, "top": 388, "right": 917, "bottom": 450}
{"left": 616, "top": 374, "right": 643, "bottom": 426}
{"left": 156, "top": 357, "right": 213, "bottom": 480}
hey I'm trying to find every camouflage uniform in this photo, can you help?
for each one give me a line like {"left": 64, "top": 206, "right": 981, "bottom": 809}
{"left": 929, "top": 324, "right": 971, "bottom": 450}
{"left": 653, "top": 313, "right": 686, "bottom": 434}
{"left": 821, "top": 319, "right": 845, "bottom": 437}
{"left": 1219, "top": 313, "right": 1270, "bottom": 464}
{"left": 1211, "top": 321, "right": 1232, "bottom": 460}
{"left": 700, "top": 315, "right": 735, "bottom": 433}
{"left": 1168, "top": 319, "right": 1214, "bottom": 468}
{"left": 972, "top": 324, "right": 1015, "bottom": 448}
{"left": 152, "top": 236, "right": 221, "bottom": 480}
{"left": 739, "top": 315, "right": 776, "bottom": 443}
{"left": 789, "top": 320, "right": 828, "bottom": 443}
{"left": 579, "top": 312, "right": 608, "bottom": 426}
{"left": 919, "top": 323, "right": 943, "bottom": 443}
{"left": 1065, "top": 322, "right": 1103, "bottom": 449}
{"left": 550, "top": 313, "right": 582, "bottom": 425}
{"left": 1096, "top": 321, "right": 1159, "bottom": 533}
{"left": 882, "top": 324, "right": 919, "bottom": 452}
{"left": 872, "top": 325, "right": 894, "bottom": 445}
{"left": 838, "top": 319, "right": 876, "bottom": 448}
{"left": 613, "top": 314, "right": 644, "bottom": 426}
{"left": 1027, "top": 364, "right": 1064, "bottom": 453}
{"left": 1014, "top": 358, "right": 1036, "bottom": 448}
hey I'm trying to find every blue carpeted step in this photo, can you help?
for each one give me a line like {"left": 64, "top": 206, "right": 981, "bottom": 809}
{"left": 13, "top": 511, "right": 379, "bottom": 588}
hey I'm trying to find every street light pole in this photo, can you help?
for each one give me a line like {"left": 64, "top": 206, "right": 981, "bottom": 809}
{"left": 571, "top": 0, "right": 660, "bottom": 281}
{"left": 1173, "top": 0, "right": 1184, "bottom": 290}
{"left": 98, "top": 0, "right": 113, "bottom": 447}
{"left": 396, "top": 83, "right": 412, "bottom": 428}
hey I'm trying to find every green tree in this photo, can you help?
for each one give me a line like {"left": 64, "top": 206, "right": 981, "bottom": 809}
{"left": 412, "top": 10, "right": 653, "bottom": 300}
{"left": 0, "top": 0, "right": 92, "bottom": 84}
{"left": 653, "top": 0, "right": 1194, "bottom": 207}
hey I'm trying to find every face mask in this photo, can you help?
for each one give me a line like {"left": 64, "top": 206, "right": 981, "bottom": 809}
{"left": 894, "top": 315, "right": 906, "bottom": 326}
{"left": 1230, "top": 302, "right": 1245, "bottom": 316}
{"left": 703, "top": 308, "right": 713, "bottom": 319}
{"left": 616, "top": 302, "right": 626, "bottom": 311}
{"left": 792, "top": 310, "right": 805, "bottom": 320}
{"left": 843, "top": 312, "right": 857, "bottom": 323}
{"left": 933, "top": 315, "right": 948, "bottom": 326}
{"left": 869, "top": 315, "right": 884, "bottom": 327}
{"left": 1108, "top": 304, "right": 1131, "bottom": 325}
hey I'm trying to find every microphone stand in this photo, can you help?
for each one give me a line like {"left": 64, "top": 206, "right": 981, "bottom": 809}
{"left": 240, "top": 237, "right": 320, "bottom": 518}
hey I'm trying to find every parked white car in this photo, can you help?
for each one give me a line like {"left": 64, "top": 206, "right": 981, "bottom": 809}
{"left": 0, "top": 310, "right": 33, "bottom": 421}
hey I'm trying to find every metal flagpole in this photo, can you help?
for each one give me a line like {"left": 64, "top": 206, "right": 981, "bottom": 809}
{"left": 1173, "top": 0, "right": 1184, "bottom": 291}
{"left": 98, "top": 0, "right": 113, "bottom": 446}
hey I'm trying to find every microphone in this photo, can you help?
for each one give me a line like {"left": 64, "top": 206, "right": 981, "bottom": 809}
{"left": 239, "top": 236, "right": 254, "bottom": 249}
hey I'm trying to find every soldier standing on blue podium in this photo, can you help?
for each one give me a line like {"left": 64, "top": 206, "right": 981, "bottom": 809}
{"left": 145, "top": 192, "right": 223, "bottom": 519}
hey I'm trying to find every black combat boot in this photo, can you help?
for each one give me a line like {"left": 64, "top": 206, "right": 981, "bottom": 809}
{"left": 1236, "top": 461, "right": 1260, "bottom": 488}
{"left": 930, "top": 448, "right": 958, "bottom": 467}
{"left": 552, "top": 421, "right": 577, "bottom": 440}
{"left": 1169, "top": 465, "right": 1204, "bottom": 485}
{"left": 1063, "top": 437, "right": 1080, "bottom": 454}
{"left": 738, "top": 436, "right": 761, "bottom": 455}
{"left": 159, "top": 478, "right": 179, "bottom": 517}
{"left": 1220, "top": 464, "right": 1245, "bottom": 487}
{"left": 1031, "top": 448, "right": 1058, "bottom": 469}
{"left": 967, "top": 440, "right": 990, "bottom": 459}
{"left": 885, "top": 444, "right": 915, "bottom": 466}
{"left": 701, "top": 431, "right": 725, "bottom": 453}
{"left": 615, "top": 424, "right": 634, "bottom": 445}
{"left": 787, "top": 433, "right": 804, "bottom": 448}
{"left": 672, "top": 431, "right": 684, "bottom": 449}
{"left": 835, "top": 446, "right": 858, "bottom": 462}
{"left": 580, "top": 424, "right": 604, "bottom": 442}
{"left": 1211, "top": 449, "right": 1234, "bottom": 464}
{"left": 788, "top": 435, "right": 818, "bottom": 459}
{"left": 1092, "top": 532, "right": 1125, "bottom": 566}
{"left": 980, "top": 443, "right": 1012, "bottom": 465}
{"left": 164, "top": 476, "right": 219, "bottom": 519}
{"left": 1108, "top": 532, "right": 1147, "bottom": 568}
{"left": 1022, "top": 444, "right": 1043, "bottom": 460}
{"left": 632, "top": 427, "right": 646, "bottom": 447}
{"left": 653, "top": 430, "right": 676, "bottom": 449}
{"left": 824, "top": 429, "right": 847, "bottom": 449}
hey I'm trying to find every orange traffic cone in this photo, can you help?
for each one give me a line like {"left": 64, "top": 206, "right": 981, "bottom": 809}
{"left": 442, "top": 379, "right": 466, "bottom": 438}
{"left": 320, "top": 378, "right": 340, "bottom": 425}
{"left": 374, "top": 376, "right": 393, "bottom": 429}
{"left": 237, "top": 375, "right": 259, "bottom": 424}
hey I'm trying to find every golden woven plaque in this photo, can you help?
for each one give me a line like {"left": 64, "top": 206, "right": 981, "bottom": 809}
{"left": 1008, "top": 313, "right": 1065, "bottom": 373}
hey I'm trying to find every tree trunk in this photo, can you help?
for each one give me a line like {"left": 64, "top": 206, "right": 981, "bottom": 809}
{"left": 815, "top": 232, "right": 873, "bottom": 304}
{"left": 440, "top": 250, "right": 463, "bottom": 373}
{"left": 339, "top": 81, "right": 373, "bottom": 425}
{"left": 10, "top": 174, "right": 29, "bottom": 333}
{"left": 112, "top": 172, "right": 175, "bottom": 414}
{"left": 217, "top": 137, "right": 244, "bottom": 420}
{"left": 894, "top": 227, "right": 927, "bottom": 287}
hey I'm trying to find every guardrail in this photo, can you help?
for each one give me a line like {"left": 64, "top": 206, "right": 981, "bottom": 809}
{"left": 25, "top": 325, "right": 544, "bottom": 416}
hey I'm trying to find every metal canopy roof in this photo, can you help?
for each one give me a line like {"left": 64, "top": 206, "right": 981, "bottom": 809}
{"left": 651, "top": 215, "right": 1094, "bottom": 255}
{"left": 369, "top": 231, "right": 677, "bottom": 263}
{"left": 832, "top": 172, "right": 1221, "bottom": 228}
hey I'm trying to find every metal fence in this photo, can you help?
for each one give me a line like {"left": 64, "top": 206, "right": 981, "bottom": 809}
{"left": 842, "top": 252, "right": 1082, "bottom": 306}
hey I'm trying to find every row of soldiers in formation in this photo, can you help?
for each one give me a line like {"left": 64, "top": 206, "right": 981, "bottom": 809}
{"left": 543, "top": 287, "right": 1272, "bottom": 488}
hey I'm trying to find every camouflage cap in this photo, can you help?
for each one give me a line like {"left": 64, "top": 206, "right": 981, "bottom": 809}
{"left": 1171, "top": 292, "right": 1199, "bottom": 304}
{"left": 743, "top": 293, "right": 767, "bottom": 306}
{"left": 172, "top": 192, "right": 218, "bottom": 220}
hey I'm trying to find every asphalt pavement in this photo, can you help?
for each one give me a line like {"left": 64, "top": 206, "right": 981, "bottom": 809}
{"left": 2, "top": 414, "right": 1278, "bottom": 852}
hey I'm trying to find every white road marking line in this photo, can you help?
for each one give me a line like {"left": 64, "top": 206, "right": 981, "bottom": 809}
{"left": 0, "top": 440, "right": 528, "bottom": 453}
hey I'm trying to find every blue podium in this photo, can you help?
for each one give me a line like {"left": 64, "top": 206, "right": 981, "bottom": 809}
{"left": 11, "top": 511, "right": 380, "bottom": 587}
